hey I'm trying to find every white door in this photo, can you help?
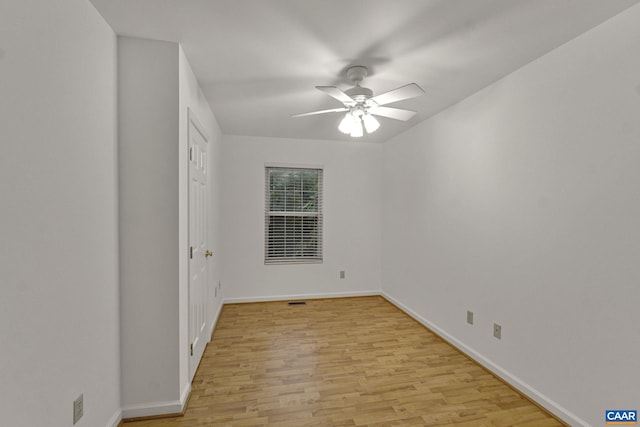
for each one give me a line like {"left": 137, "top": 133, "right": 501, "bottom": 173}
{"left": 188, "top": 110, "right": 209, "bottom": 380}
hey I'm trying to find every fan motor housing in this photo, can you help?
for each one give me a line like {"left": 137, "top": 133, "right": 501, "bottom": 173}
{"left": 345, "top": 85, "right": 373, "bottom": 102}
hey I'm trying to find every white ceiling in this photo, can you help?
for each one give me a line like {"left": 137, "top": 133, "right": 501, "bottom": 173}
{"left": 89, "top": 0, "right": 639, "bottom": 143}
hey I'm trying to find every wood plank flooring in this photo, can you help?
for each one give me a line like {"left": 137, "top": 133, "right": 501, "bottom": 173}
{"left": 123, "top": 296, "right": 565, "bottom": 426}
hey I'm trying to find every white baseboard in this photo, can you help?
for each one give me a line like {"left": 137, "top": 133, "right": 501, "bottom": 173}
{"left": 121, "top": 383, "right": 191, "bottom": 420}
{"left": 105, "top": 409, "right": 122, "bottom": 427}
{"left": 381, "top": 291, "right": 589, "bottom": 427}
{"left": 223, "top": 290, "right": 380, "bottom": 304}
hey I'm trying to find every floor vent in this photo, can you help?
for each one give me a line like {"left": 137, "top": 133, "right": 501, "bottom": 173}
{"left": 288, "top": 301, "right": 307, "bottom": 305}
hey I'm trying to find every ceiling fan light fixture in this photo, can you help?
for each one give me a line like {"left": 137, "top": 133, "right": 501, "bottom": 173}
{"left": 339, "top": 108, "right": 377, "bottom": 137}
{"left": 338, "top": 113, "right": 356, "bottom": 134}
{"left": 362, "top": 113, "right": 380, "bottom": 134}
{"left": 350, "top": 119, "right": 364, "bottom": 138}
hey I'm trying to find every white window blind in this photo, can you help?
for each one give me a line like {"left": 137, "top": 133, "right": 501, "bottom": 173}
{"left": 265, "top": 166, "right": 323, "bottom": 264}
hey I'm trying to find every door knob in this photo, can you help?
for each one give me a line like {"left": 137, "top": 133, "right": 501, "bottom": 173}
{"left": 205, "top": 250, "right": 213, "bottom": 258}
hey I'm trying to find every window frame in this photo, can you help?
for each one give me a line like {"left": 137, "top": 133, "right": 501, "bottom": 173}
{"left": 264, "top": 164, "right": 323, "bottom": 265}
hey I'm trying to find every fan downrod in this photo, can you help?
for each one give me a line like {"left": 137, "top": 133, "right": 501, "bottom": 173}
{"left": 345, "top": 66, "right": 373, "bottom": 100}
{"left": 346, "top": 66, "right": 368, "bottom": 85}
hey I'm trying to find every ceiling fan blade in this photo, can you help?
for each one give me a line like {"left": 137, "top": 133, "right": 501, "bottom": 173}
{"left": 291, "top": 107, "right": 349, "bottom": 118}
{"left": 370, "top": 83, "right": 424, "bottom": 106}
{"left": 316, "top": 86, "right": 356, "bottom": 106}
{"left": 369, "top": 106, "right": 417, "bottom": 121}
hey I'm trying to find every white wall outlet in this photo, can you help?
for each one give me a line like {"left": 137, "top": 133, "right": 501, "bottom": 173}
{"left": 339, "top": 270, "right": 345, "bottom": 279}
{"left": 466, "top": 310, "right": 474, "bottom": 325}
{"left": 73, "top": 394, "right": 83, "bottom": 424}
{"left": 493, "top": 323, "right": 502, "bottom": 339}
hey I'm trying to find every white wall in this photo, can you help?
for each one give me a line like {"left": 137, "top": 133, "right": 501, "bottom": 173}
{"left": 381, "top": 4, "right": 640, "bottom": 426}
{"left": 221, "top": 135, "right": 382, "bottom": 301}
{"left": 178, "top": 46, "right": 223, "bottom": 397}
{"left": 118, "top": 37, "right": 181, "bottom": 413}
{"left": 118, "top": 37, "right": 221, "bottom": 418}
{"left": 0, "top": 0, "right": 121, "bottom": 426}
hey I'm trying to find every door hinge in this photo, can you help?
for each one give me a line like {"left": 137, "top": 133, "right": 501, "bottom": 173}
{"left": 189, "top": 147, "right": 193, "bottom": 161}
{"left": 189, "top": 246, "right": 193, "bottom": 259}
{"left": 190, "top": 343, "right": 193, "bottom": 356}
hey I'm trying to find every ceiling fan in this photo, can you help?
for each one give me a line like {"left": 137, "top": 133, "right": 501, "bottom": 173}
{"left": 292, "top": 65, "right": 424, "bottom": 137}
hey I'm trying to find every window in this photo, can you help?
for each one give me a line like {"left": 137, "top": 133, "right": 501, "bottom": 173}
{"left": 265, "top": 166, "right": 323, "bottom": 264}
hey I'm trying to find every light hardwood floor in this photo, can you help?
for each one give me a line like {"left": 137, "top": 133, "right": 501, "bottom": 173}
{"left": 123, "top": 296, "right": 565, "bottom": 426}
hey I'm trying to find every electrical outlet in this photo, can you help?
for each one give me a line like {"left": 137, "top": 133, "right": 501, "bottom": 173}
{"left": 493, "top": 323, "right": 502, "bottom": 339}
{"left": 339, "top": 270, "right": 345, "bottom": 279}
{"left": 466, "top": 310, "right": 474, "bottom": 325}
{"left": 73, "top": 394, "right": 83, "bottom": 424}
